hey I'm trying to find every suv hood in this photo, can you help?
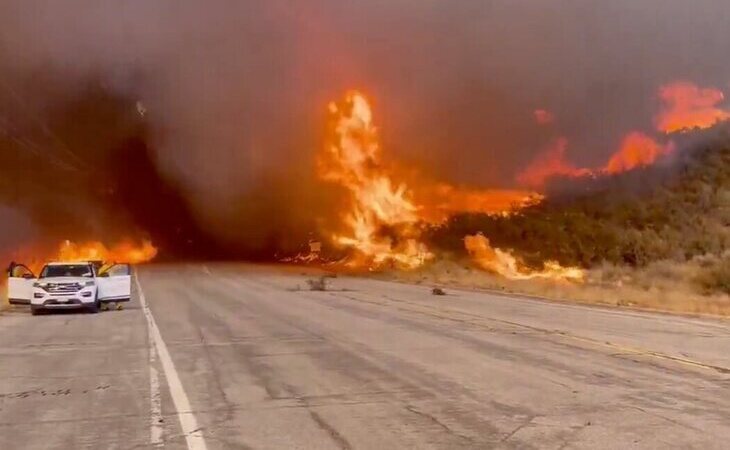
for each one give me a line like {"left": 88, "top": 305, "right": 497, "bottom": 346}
{"left": 36, "top": 277, "right": 94, "bottom": 285}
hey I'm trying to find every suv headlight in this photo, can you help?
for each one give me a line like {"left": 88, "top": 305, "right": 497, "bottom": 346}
{"left": 33, "top": 282, "right": 43, "bottom": 288}
{"left": 84, "top": 281, "right": 95, "bottom": 287}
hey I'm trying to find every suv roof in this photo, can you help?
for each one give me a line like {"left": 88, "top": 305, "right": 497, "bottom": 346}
{"left": 45, "top": 261, "right": 93, "bottom": 266}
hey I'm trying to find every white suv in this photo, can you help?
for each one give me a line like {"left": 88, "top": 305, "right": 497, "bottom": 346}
{"left": 7, "top": 261, "right": 132, "bottom": 315}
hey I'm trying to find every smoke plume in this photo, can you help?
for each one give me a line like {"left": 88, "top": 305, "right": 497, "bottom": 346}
{"left": 1, "top": 1, "right": 730, "bottom": 259}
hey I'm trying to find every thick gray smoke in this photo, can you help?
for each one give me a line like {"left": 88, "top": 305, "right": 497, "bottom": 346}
{"left": 1, "top": 1, "right": 730, "bottom": 256}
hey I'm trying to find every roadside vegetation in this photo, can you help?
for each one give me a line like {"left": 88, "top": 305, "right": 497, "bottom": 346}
{"left": 421, "top": 125, "right": 730, "bottom": 304}
{"left": 694, "top": 257, "right": 730, "bottom": 295}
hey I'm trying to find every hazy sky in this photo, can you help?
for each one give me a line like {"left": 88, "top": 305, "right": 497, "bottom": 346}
{"left": 1, "top": 1, "right": 729, "bottom": 250}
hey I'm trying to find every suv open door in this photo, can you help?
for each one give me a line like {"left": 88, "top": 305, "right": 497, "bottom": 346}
{"left": 97, "top": 263, "right": 132, "bottom": 303}
{"left": 7, "top": 263, "right": 36, "bottom": 305}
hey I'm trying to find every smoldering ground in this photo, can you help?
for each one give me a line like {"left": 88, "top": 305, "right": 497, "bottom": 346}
{"left": 1, "top": 1, "right": 730, "bottom": 260}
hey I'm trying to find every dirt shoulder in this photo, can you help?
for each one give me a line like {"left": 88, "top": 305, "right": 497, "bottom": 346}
{"left": 376, "top": 260, "right": 730, "bottom": 318}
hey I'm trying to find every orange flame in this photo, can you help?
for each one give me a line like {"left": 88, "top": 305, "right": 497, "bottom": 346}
{"left": 517, "top": 132, "right": 672, "bottom": 188}
{"left": 655, "top": 81, "right": 730, "bottom": 133}
{"left": 320, "top": 91, "right": 538, "bottom": 270}
{"left": 319, "top": 91, "right": 432, "bottom": 269}
{"left": 415, "top": 183, "right": 539, "bottom": 223}
{"left": 516, "top": 138, "right": 593, "bottom": 188}
{"left": 56, "top": 240, "right": 158, "bottom": 265}
{"left": 604, "top": 132, "right": 672, "bottom": 174}
{"left": 319, "top": 91, "right": 566, "bottom": 278}
{"left": 517, "top": 81, "right": 729, "bottom": 188}
{"left": 464, "top": 234, "right": 584, "bottom": 281}
{"left": 6, "top": 239, "right": 158, "bottom": 275}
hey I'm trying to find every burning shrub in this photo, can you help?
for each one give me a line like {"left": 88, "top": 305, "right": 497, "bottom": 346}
{"left": 316, "top": 91, "right": 536, "bottom": 272}
{"left": 427, "top": 131, "right": 730, "bottom": 272}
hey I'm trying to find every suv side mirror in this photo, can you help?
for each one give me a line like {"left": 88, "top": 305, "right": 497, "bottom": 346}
{"left": 22, "top": 273, "right": 35, "bottom": 279}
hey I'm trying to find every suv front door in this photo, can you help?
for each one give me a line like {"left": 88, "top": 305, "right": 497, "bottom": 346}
{"left": 97, "top": 264, "right": 132, "bottom": 302}
{"left": 7, "top": 263, "right": 36, "bottom": 305}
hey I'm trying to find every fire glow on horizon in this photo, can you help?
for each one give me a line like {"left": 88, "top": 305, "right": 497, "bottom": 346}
{"left": 8, "top": 240, "right": 158, "bottom": 274}
{"left": 517, "top": 81, "right": 730, "bottom": 189}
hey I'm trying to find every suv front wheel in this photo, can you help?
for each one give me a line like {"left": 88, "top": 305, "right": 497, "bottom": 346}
{"left": 87, "top": 297, "right": 100, "bottom": 314}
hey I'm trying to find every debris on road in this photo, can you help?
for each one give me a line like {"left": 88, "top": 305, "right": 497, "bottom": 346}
{"left": 307, "top": 276, "right": 329, "bottom": 291}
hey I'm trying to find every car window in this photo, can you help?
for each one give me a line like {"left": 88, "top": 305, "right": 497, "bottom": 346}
{"left": 39, "top": 264, "right": 94, "bottom": 278}
{"left": 9, "top": 264, "right": 34, "bottom": 278}
{"left": 101, "top": 264, "right": 131, "bottom": 277}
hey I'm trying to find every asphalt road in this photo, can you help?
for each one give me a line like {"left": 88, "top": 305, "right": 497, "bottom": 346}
{"left": 2, "top": 264, "right": 730, "bottom": 449}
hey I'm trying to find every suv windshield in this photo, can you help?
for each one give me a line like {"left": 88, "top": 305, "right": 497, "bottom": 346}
{"left": 39, "top": 264, "right": 94, "bottom": 278}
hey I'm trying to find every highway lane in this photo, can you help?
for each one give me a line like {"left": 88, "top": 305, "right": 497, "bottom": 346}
{"left": 2, "top": 264, "right": 730, "bottom": 449}
{"left": 0, "top": 281, "right": 167, "bottom": 449}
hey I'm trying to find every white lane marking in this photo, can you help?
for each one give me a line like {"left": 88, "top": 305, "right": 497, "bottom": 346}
{"left": 149, "top": 333, "right": 164, "bottom": 447}
{"left": 136, "top": 272, "right": 209, "bottom": 450}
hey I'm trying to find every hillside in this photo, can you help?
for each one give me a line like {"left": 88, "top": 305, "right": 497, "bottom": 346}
{"left": 426, "top": 125, "right": 730, "bottom": 295}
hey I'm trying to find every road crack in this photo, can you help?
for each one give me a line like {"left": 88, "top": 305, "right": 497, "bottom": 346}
{"left": 308, "top": 410, "right": 353, "bottom": 450}
{"left": 404, "top": 405, "right": 474, "bottom": 443}
{"left": 500, "top": 415, "right": 539, "bottom": 442}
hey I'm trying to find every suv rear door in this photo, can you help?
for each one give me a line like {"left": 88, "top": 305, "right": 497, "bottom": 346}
{"left": 7, "top": 263, "right": 35, "bottom": 305}
{"left": 97, "top": 264, "right": 132, "bottom": 302}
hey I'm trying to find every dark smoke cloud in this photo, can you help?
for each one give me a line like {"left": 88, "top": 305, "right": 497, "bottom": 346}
{"left": 1, "top": 1, "right": 729, "bottom": 258}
